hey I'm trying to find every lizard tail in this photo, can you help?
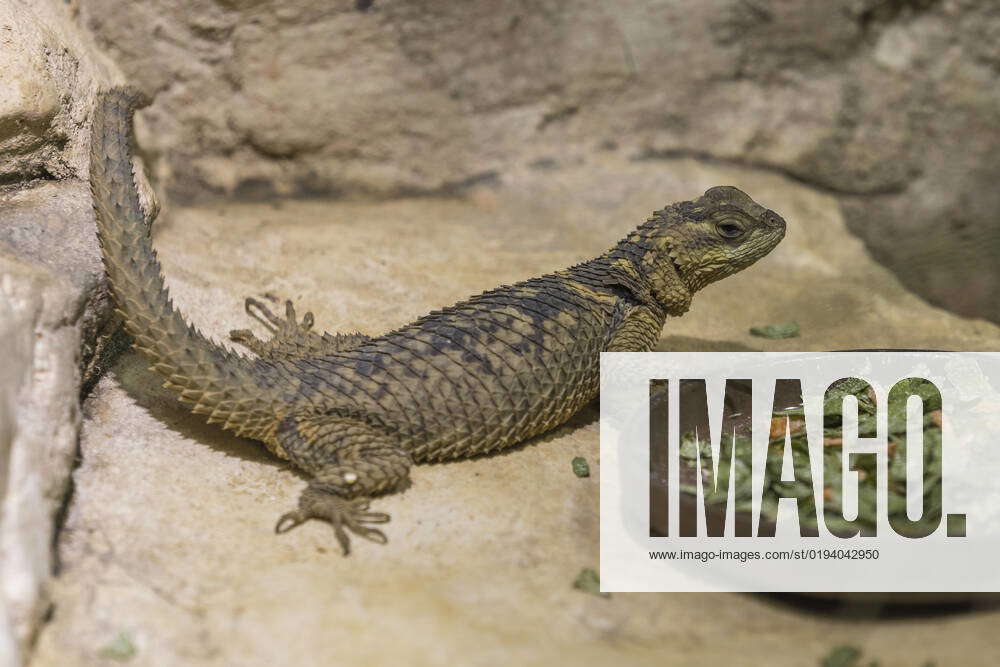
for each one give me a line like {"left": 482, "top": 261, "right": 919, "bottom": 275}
{"left": 90, "top": 88, "right": 277, "bottom": 439}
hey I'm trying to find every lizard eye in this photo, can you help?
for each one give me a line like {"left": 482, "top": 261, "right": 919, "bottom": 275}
{"left": 716, "top": 220, "right": 744, "bottom": 239}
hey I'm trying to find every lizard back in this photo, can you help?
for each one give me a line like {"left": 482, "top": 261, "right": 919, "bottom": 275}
{"left": 281, "top": 265, "right": 663, "bottom": 462}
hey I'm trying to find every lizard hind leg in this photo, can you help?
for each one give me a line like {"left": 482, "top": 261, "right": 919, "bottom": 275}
{"left": 229, "top": 297, "right": 314, "bottom": 356}
{"left": 275, "top": 412, "right": 412, "bottom": 555}
{"left": 230, "top": 296, "right": 371, "bottom": 360}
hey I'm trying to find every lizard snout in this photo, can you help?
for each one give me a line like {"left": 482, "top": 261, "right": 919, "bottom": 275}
{"left": 763, "top": 209, "right": 786, "bottom": 233}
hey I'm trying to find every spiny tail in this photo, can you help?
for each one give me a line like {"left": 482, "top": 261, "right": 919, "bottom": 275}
{"left": 90, "top": 88, "right": 276, "bottom": 439}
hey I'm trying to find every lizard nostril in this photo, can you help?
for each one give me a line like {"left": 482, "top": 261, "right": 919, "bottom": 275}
{"left": 764, "top": 210, "right": 786, "bottom": 230}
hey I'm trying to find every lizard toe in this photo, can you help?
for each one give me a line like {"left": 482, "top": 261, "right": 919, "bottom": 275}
{"left": 244, "top": 296, "right": 284, "bottom": 332}
{"left": 274, "top": 509, "right": 308, "bottom": 534}
{"left": 275, "top": 488, "right": 392, "bottom": 556}
{"left": 229, "top": 328, "right": 259, "bottom": 344}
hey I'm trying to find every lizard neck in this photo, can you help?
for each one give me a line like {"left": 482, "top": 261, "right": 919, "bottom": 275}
{"left": 597, "top": 232, "right": 693, "bottom": 316}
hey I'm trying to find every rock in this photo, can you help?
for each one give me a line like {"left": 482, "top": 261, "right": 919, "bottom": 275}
{"left": 0, "top": 1, "right": 997, "bottom": 664}
{"left": 78, "top": 0, "right": 1000, "bottom": 322}
{"left": 0, "top": 0, "right": 129, "bottom": 660}
{"left": 0, "top": 180, "right": 118, "bottom": 667}
{"left": 30, "top": 158, "right": 1000, "bottom": 666}
{"left": 0, "top": 181, "right": 119, "bottom": 395}
{"left": 0, "top": 7, "right": 62, "bottom": 183}
{"left": 0, "top": 182, "right": 103, "bottom": 289}
{"left": 0, "top": 254, "right": 83, "bottom": 667}
{"left": 0, "top": 0, "right": 121, "bottom": 184}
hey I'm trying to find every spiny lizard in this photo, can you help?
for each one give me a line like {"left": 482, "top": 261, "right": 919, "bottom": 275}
{"left": 89, "top": 88, "right": 786, "bottom": 554}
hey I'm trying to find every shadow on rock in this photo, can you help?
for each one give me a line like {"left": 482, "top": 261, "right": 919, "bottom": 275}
{"left": 755, "top": 591, "right": 1000, "bottom": 622}
{"left": 656, "top": 335, "right": 758, "bottom": 352}
{"left": 106, "top": 350, "right": 278, "bottom": 466}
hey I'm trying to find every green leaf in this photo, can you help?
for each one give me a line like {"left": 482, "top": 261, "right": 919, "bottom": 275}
{"left": 821, "top": 644, "right": 862, "bottom": 667}
{"left": 749, "top": 321, "right": 800, "bottom": 339}
{"left": 572, "top": 568, "right": 610, "bottom": 598}
{"left": 99, "top": 633, "right": 137, "bottom": 662}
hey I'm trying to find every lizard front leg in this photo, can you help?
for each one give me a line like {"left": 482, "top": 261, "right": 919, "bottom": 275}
{"left": 606, "top": 304, "right": 666, "bottom": 352}
{"left": 274, "top": 412, "right": 411, "bottom": 555}
{"left": 230, "top": 297, "right": 370, "bottom": 360}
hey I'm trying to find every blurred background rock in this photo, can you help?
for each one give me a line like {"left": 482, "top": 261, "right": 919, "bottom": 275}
{"left": 5, "top": 0, "right": 999, "bottom": 321}
{"left": 1, "top": 1, "right": 999, "bottom": 666}
{"left": 73, "top": 0, "right": 1000, "bottom": 323}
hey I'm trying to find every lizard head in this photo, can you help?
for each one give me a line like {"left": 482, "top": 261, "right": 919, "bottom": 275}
{"left": 633, "top": 185, "right": 786, "bottom": 305}
{"left": 610, "top": 186, "right": 785, "bottom": 315}
{"left": 665, "top": 185, "right": 786, "bottom": 292}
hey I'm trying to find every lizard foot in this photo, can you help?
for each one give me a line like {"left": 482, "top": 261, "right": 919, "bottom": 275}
{"left": 274, "top": 487, "right": 390, "bottom": 555}
{"left": 229, "top": 297, "right": 314, "bottom": 354}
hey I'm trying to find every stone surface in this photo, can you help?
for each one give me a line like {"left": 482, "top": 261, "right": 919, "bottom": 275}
{"left": 79, "top": 0, "right": 1000, "bottom": 323}
{"left": 0, "top": 254, "right": 84, "bottom": 667}
{"left": 0, "top": 0, "right": 120, "bottom": 185}
{"left": 0, "top": 1, "right": 136, "bottom": 659}
{"left": 30, "top": 159, "right": 1000, "bottom": 666}
{"left": 0, "top": 182, "right": 104, "bottom": 289}
{"left": 0, "top": 152, "right": 123, "bottom": 667}
{"left": 0, "top": 181, "right": 112, "bottom": 667}
{"left": 1, "top": 1, "right": 994, "bottom": 665}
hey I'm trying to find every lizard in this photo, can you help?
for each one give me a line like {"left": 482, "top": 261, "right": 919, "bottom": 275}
{"left": 89, "top": 88, "right": 787, "bottom": 555}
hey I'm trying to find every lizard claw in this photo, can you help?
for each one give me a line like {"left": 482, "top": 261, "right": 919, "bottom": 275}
{"left": 229, "top": 328, "right": 263, "bottom": 346}
{"left": 284, "top": 299, "right": 315, "bottom": 333}
{"left": 274, "top": 489, "right": 391, "bottom": 556}
{"left": 244, "top": 296, "right": 284, "bottom": 332}
{"left": 243, "top": 296, "right": 315, "bottom": 335}
{"left": 233, "top": 296, "right": 320, "bottom": 358}
{"left": 275, "top": 510, "right": 309, "bottom": 534}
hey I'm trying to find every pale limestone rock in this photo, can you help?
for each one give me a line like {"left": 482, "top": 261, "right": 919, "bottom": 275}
{"left": 78, "top": 0, "right": 1000, "bottom": 322}
{"left": 0, "top": 181, "right": 115, "bottom": 667}
{"left": 31, "top": 160, "right": 1000, "bottom": 666}
{"left": 0, "top": 1, "right": 127, "bottom": 658}
{"left": 0, "top": 256, "right": 82, "bottom": 667}
{"left": 0, "top": 1, "right": 996, "bottom": 665}
{"left": 0, "top": 0, "right": 120, "bottom": 183}
{"left": 0, "top": 8, "right": 61, "bottom": 182}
